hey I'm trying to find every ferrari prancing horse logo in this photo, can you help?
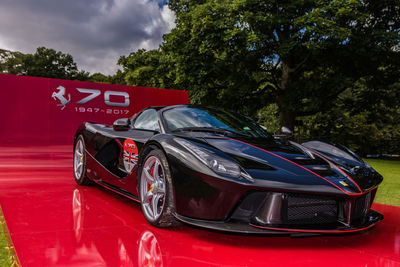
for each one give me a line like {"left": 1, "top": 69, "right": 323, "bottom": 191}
{"left": 52, "top": 85, "right": 71, "bottom": 110}
{"left": 123, "top": 139, "right": 138, "bottom": 173}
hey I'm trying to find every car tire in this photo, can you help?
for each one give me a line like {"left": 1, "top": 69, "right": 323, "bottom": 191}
{"left": 73, "top": 135, "right": 92, "bottom": 185}
{"left": 138, "top": 149, "right": 179, "bottom": 227}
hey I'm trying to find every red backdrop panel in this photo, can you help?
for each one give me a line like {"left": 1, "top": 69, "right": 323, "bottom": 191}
{"left": 0, "top": 74, "right": 189, "bottom": 145}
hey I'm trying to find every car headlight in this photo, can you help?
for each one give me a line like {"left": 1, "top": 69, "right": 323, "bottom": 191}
{"left": 175, "top": 138, "right": 253, "bottom": 182}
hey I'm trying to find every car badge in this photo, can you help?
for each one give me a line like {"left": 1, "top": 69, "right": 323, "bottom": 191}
{"left": 51, "top": 85, "right": 71, "bottom": 110}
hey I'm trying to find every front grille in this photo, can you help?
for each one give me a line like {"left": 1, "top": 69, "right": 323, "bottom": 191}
{"left": 284, "top": 194, "right": 338, "bottom": 225}
{"left": 234, "top": 190, "right": 376, "bottom": 228}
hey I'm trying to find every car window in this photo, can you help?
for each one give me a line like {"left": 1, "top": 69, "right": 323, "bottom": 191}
{"left": 133, "top": 109, "right": 160, "bottom": 131}
{"left": 163, "top": 107, "right": 271, "bottom": 138}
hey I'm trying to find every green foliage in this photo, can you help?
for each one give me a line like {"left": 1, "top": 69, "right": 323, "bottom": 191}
{"left": 89, "top": 72, "right": 110, "bottom": 83}
{"left": 164, "top": 0, "right": 400, "bottom": 153}
{"left": 257, "top": 104, "right": 280, "bottom": 134}
{"left": 118, "top": 49, "right": 174, "bottom": 88}
{"left": 22, "top": 47, "right": 89, "bottom": 80}
{"left": 1, "top": 47, "right": 89, "bottom": 81}
{"left": 119, "top": 0, "right": 400, "bottom": 128}
{"left": 115, "top": 0, "right": 400, "bottom": 154}
{"left": 88, "top": 70, "right": 126, "bottom": 85}
{"left": 300, "top": 109, "right": 381, "bottom": 153}
{"left": 297, "top": 72, "right": 400, "bottom": 155}
{"left": 163, "top": 0, "right": 264, "bottom": 114}
{"left": 0, "top": 49, "right": 24, "bottom": 75}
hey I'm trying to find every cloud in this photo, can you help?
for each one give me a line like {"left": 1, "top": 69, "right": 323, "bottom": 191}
{"left": 0, "top": 0, "right": 175, "bottom": 75}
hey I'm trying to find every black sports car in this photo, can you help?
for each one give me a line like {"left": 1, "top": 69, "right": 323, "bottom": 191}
{"left": 73, "top": 105, "right": 383, "bottom": 235}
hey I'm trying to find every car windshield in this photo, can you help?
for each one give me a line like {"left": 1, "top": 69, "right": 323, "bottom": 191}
{"left": 162, "top": 106, "right": 272, "bottom": 138}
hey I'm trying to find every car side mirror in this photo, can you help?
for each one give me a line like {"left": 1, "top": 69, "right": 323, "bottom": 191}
{"left": 113, "top": 118, "right": 131, "bottom": 131}
{"left": 273, "top": 126, "right": 293, "bottom": 139}
{"left": 281, "top": 126, "right": 293, "bottom": 136}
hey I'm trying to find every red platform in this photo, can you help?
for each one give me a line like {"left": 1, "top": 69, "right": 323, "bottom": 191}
{"left": 0, "top": 145, "right": 399, "bottom": 267}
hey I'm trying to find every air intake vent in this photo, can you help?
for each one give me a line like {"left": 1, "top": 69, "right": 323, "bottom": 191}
{"left": 284, "top": 194, "right": 338, "bottom": 225}
{"left": 352, "top": 193, "right": 370, "bottom": 223}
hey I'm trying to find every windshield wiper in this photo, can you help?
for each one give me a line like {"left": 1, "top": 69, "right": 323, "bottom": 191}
{"left": 171, "top": 127, "right": 250, "bottom": 137}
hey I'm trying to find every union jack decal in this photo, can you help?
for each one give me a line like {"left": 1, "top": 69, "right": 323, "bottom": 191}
{"left": 124, "top": 151, "right": 138, "bottom": 163}
{"left": 123, "top": 151, "right": 138, "bottom": 172}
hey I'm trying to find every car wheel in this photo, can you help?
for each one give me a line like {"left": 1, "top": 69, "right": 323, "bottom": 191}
{"left": 73, "top": 135, "right": 92, "bottom": 185}
{"left": 139, "top": 149, "right": 178, "bottom": 227}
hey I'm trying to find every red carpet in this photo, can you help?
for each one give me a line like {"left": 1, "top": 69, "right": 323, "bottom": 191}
{"left": 0, "top": 145, "right": 399, "bottom": 266}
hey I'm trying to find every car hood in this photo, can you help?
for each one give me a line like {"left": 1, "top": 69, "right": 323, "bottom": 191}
{"left": 191, "top": 135, "right": 382, "bottom": 195}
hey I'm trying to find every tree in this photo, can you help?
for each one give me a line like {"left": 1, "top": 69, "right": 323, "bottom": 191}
{"left": 164, "top": 0, "right": 400, "bottom": 130}
{"left": 119, "top": 49, "right": 171, "bottom": 88}
{"left": 1, "top": 47, "right": 89, "bottom": 80}
{"left": 162, "top": 0, "right": 264, "bottom": 115}
{"left": 0, "top": 49, "right": 25, "bottom": 74}
{"left": 89, "top": 72, "right": 110, "bottom": 83}
{"left": 1, "top": 47, "right": 127, "bottom": 84}
{"left": 20, "top": 47, "right": 89, "bottom": 80}
{"left": 88, "top": 70, "right": 126, "bottom": 85}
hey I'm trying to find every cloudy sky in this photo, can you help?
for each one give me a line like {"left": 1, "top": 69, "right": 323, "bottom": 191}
{"left": 0, "top": 0, "right": 175, "bottom": 74}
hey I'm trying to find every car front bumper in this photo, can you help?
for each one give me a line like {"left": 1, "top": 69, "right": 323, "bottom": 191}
{"left": 174, "top": 209, "right": 383, "bottom": 235}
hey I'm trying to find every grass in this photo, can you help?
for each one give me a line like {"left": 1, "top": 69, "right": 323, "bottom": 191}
{"left": 0, "top": 208, "right": 17, "bottom": 267}
{"left": 0, "top": 159, "right": 397, "bottom": 266}
{"left": 365, "top": 159, "right": 400, "bottom": 207}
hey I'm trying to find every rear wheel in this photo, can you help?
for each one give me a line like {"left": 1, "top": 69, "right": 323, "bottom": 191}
{"left": 73, "top": 136, "right": 92, "bottom": 185}
{"left": 139, "top": 149, "right": 178, "bottom": 227}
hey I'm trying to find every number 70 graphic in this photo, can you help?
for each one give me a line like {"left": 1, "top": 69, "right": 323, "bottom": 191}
{"left": 76, "top": 88, "right": 130, "bottom": 107}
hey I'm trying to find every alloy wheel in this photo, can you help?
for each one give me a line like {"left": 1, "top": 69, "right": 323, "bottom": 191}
{"left": 140, "top": 156, "right": 166, "bottom": 222}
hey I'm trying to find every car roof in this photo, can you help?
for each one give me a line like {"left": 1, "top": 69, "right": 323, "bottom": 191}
{"left": 142, "top": 104, "right": 189, "bottom": 112}
{"left": 143, "top": 104, "right": 225, "bottom": 113}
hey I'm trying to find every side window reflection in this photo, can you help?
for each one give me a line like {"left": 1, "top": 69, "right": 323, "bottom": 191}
{"left": 134, "top": 109, "right": 160, "bottom": 131}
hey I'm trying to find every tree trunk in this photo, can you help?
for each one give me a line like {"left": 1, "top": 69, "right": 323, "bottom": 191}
{"left": 278, "top": 60, "right": 296, "bottom": 132}
{"left": 279, "top": 109, "right": 295, "bottom": 132}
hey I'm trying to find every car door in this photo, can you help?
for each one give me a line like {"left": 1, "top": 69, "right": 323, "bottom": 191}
{"left": 99, "top": 108, "right": 161, "bottom": 194}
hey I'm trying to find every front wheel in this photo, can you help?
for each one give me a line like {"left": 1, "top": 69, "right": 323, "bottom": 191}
{"left": 139, "top": 149, "right": 178, "bottom": 227}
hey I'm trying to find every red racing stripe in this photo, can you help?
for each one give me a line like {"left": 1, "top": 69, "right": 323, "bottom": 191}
{"left": 307, "top": 149, "right": 363, "bottom": 193}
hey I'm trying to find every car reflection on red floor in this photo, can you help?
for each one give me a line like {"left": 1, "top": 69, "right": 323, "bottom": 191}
{"left": 0, "top": 145, "right": 399, "bottom": 267}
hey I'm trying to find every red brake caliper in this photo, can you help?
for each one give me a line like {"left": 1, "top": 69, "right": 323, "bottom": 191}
{"left": 148, "top": 165, "right": 155, "bottom": 194}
